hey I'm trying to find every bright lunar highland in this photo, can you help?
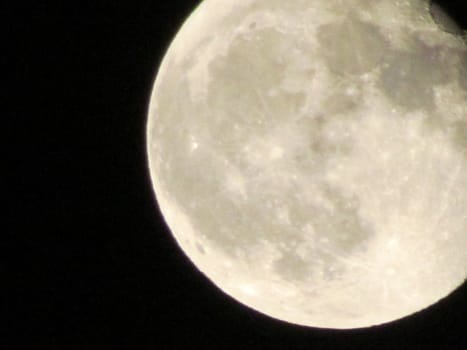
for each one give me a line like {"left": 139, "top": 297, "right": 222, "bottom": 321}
{"left": 147, "top": 0, "right": 467, "bottom": 328}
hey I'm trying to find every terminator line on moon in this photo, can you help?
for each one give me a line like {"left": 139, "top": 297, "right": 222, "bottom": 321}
{"left": 147, "top": 0, "right": 467, "bottom": 329}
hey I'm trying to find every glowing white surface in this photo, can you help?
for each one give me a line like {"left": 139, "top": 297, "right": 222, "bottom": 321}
{"left": 147, "top": 0, "right": 467, "bottom": 328}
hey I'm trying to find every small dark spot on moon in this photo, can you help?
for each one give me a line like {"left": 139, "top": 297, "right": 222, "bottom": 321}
{"left": 249, "top": 21, "right": 257, "bottom": 30}
{"left": 196, "top": 243, "right": 206, "bottom": 254}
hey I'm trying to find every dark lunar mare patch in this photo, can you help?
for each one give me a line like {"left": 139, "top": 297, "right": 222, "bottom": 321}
{"left": 459, "top": 53, "right": 467, "bottom": 90}
{"left": 453, "top": 121, "right": 467, "bottom": 155}
{"left": 378, "top": 39, "right": 453, "bottom": 111}
{"left": 316, "top": 15, "right": 387, "bottom": 76}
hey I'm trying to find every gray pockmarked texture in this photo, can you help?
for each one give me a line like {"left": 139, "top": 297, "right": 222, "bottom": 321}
{"left": 147, "top": 0, "right": 467, "bottom": 329}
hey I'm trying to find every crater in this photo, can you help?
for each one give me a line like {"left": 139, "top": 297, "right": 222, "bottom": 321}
{"left": 196, "top": 242, "right": 206, "bottom": 254}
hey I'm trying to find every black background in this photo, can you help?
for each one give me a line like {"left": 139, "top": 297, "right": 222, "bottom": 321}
{"left": 4, "top": 0, "right": 467, "bottom": 349}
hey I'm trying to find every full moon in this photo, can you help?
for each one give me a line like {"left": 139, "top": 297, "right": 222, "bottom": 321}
{"left": 147, "top": 0, "right": 467, "bottom": 329}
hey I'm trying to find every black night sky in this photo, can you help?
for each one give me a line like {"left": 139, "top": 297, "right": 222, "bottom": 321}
{"left": 4, "top": 1, "right": 467, "bottom": 349}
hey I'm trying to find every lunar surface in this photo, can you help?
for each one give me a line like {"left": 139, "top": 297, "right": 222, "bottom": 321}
{"left": 147, "top": 0, "right": 467, "bottom": 329}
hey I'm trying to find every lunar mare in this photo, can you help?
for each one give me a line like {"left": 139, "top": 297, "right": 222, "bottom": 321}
{"left": 147, "top": 0, "right": 467, "bottom": 328}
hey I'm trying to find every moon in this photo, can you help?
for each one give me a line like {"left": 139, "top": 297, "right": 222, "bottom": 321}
{"left": 147, "top": 0, "right": 467, "bottom": 329}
